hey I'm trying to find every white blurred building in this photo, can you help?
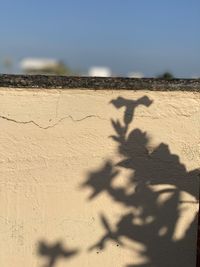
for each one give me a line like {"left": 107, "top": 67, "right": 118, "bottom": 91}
{"left": 127, "top": 71, "right": 144, "bottom": 78}
{"left": 88, "top": 66, "right": 111, "bottom": 77}
{"left": 20, "top": 58, "right": 63, "bottom": 74}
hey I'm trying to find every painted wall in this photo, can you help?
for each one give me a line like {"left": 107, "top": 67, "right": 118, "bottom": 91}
{"left": 0, "top": 88, "right": 199, "bottom": 267}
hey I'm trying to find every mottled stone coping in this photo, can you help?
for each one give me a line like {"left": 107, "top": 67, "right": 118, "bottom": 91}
{"left": 0, "top": 74, "right": 200, "bottom": 91}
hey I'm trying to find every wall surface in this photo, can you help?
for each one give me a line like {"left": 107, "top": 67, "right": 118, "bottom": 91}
{"left": 0, "top": 86, "right": 199, "bottom": 267}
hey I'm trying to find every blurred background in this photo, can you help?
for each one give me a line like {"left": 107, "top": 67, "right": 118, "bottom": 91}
{"left": 0, "top": 0, "right": 199, "bottom": 78}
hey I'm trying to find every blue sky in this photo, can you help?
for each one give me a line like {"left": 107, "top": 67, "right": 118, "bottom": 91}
{"left": 0, "top": 0, "right": 199, "bottom": 77}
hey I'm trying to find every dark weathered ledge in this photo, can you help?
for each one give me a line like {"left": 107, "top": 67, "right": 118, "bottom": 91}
{"left": 0, "top": 74, "right": 200, "bottom": 91}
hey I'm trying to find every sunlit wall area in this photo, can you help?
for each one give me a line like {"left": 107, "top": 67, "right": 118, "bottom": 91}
{"left": 0, "top": 79, "right": 199, "bottom": 267}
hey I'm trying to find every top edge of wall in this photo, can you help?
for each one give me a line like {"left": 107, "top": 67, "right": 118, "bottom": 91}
{"left": 0, "top": 74, "right": 200, "bottom": 91}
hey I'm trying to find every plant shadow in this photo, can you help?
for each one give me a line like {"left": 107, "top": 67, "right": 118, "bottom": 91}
{"left": 82, "top": 95, "right": 199, "bottom": 267}
{"left": 37, "top": 240, "right": 79, "bottom": 267}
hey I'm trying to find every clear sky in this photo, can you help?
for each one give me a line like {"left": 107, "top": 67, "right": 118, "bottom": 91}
{"left": 0, "top": 0, "right": 199, "bottom": 77}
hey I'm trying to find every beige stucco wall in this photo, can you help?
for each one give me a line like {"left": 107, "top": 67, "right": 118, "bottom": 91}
{"left": 0, "top": 87, "right": 199, "bottom": 267}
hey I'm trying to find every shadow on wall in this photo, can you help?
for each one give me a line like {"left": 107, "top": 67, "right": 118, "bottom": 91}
{"left": 82, "top": 95, "right": 199, "bottom": 267}
{"left": 37, "top": 240, "right": 78, "bottom": 267}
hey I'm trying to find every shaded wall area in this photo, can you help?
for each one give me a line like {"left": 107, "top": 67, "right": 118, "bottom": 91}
{"left": 0, "top": 88, "right": 199, "bottom": 267}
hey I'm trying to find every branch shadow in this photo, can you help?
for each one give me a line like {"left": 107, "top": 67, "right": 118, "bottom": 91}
{"left": 82, "top": 95, "right": 199, "bottom": 267}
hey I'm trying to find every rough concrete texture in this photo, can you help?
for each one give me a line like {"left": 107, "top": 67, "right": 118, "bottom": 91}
{"left": 1, "top": 74, "right": 200, "bottom": 90}
{"left": 0, "top": 87, "right": 199, "bottom": 267}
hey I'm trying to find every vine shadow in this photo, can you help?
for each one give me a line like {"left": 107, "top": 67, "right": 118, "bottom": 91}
{"left": 82, "top": 95, "right": 199, "bottom": 267}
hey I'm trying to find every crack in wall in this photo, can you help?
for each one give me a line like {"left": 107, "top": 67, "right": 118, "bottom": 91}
{"left": 0, "top": 114, "right": 107, "bottom": 130}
